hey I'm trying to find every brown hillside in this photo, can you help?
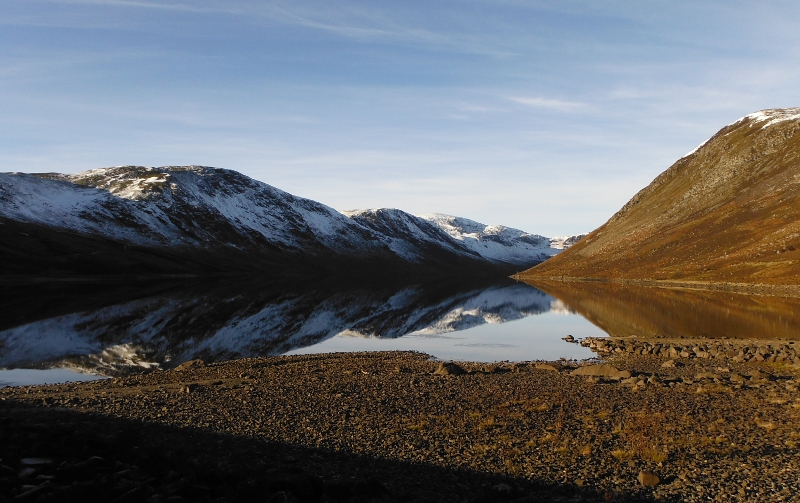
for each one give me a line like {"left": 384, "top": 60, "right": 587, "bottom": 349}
{"left": 521, "top": 108, "right": 800, "bottom": 284}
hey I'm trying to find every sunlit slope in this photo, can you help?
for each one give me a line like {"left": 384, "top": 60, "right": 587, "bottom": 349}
{"left": 521, "top": 108, "right": 800, "bottom": 284}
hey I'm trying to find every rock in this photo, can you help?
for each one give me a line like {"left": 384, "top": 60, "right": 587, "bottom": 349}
{"left": 19, "top": 458, "right": 53, "bottom": 467}
{"left": 491, "top": 483, "right": 513, "bottom": 495}
{"left": 620, "top": 377, "right": 638, "bottom": 386}
{"left": 661, "top": 360, "right": 676, "bottom": 368}
{"left": 562, "top": 335, "right": 575, "bottom": 343}
{"left": 535, "top": 362, "right": 562, "bottom": 372}
{"left": 175, "top": 359, "right": 205, "bottom": 371}
{"left": 638, "top": 471, "right": 660, "bottom": 487}
{"left": 433, "top": 362, "right": 466, "bottom": 376}
{"left": 570, "top": 364, "right": 631, "bottom": 380}
{"left": 181, "top": 384, "right": 201, "bottom": 393}
{"left": 264, "top": 468, "right": 324, "bottom": 502}
{"left": 18, "top": 467, "right": 37, "bottom": 479}
{"left": 695, "top": 372, "right": 721, "bottom": 381}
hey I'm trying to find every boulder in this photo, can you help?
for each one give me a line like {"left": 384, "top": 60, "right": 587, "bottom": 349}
{"left": 695, "top": 372, "right": 721, "bottom": 381}
{"left": 535, "top": 362, "right": 563, "bottom": 372}
{"left": 175, "top": 359, "right": 205, "bottom": 371}
{"left": 570, "top": 364, "right": 631, "bottom": 380}
{"left": 433, "top": 362, "right": 466, "bottom": 376}
{"left": 638, "top": 471, "right": 660, "bottom": 487}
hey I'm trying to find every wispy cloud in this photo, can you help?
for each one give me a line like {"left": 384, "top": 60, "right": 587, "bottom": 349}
{"left": 34, "top": 0, "right": 225, "bottom": 13}
{"left": 508, "top": 96, "right": 587, "bottom": 112}
{"left": 17, "top": 0, "right": 516, "bottom": 57}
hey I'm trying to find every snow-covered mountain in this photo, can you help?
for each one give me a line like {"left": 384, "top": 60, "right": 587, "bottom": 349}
{"left": 0, "top": 280, "right": 559, "bottom": 375}
{"left": 0, "top": 166, "right": 382, "bottom": 254}
{"left": 419, "top": 213, "right": 586, "bottom": 265}
{"left": 0, "top": 166, "right": 583, "bottom": 275}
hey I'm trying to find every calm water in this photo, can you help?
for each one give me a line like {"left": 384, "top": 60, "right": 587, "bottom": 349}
{"left": 2, "top": 276, "right": 800, "bottom": 386}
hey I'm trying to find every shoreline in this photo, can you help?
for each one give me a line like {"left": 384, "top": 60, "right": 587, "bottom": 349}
{"left": 513, "top": 275, "right": 800, "bottom": 299}
{"left": 2, "top": 350, "right": 799, "bottom": 502}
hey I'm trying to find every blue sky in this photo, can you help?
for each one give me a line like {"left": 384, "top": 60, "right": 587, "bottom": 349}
{"left": 2, "top": 1, "right": 799, "bottom": 236}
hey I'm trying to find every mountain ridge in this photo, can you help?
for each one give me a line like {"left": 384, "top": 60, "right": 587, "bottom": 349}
{"left": 0, "top": 166, "right": 582, "bottom": 279}
{"left": 519, "top": 107, "right": 800, "bottom": 284}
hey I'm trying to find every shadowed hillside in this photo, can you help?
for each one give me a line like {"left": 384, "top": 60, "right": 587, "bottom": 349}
{"left": 520, "top": 108, "right": 800, "bottom": 285}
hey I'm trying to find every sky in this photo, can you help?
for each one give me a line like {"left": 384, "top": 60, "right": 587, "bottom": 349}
{"left": 2, "top": 1, "right": 800, "bottom": 236}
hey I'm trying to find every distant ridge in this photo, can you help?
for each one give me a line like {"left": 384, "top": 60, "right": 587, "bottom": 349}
{"left": 0, "top": 166, "right": 581, "bottom": 279}
{"left": 520, "top": 108, "right": 800, "bottom": 285}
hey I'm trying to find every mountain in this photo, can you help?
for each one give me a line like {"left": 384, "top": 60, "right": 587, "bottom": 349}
{"left": 519, "top": 108, "right": 800, "bottom": 284}
{"left": 0, "top": 278, "right": 558, "bottom": 375}
{"left": 345, "top": 209, "right": 575, "bottom": 266}
{"left": 418, "top": 214, "right": 584, "bottom": 265}
{"left": 0, "top": 166, "right": 578, "bottom": 278}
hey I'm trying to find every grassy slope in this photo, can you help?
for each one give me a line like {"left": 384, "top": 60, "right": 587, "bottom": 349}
{"left": 520, "top": 111, "right": 800, "bottom": 284}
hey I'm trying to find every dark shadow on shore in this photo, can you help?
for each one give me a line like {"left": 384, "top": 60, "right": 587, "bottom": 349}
{"left": 0, "top": 400, "right": 667, "bottom": 503}
{"left": 523, "top": 279, "right": 800, "bottom": 340}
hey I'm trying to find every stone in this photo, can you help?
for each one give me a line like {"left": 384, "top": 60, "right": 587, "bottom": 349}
{"left": 749, "top": 370, "right": 771, "bottom": 381}
{"left": 433, "top": 362, "right": 466, "bottom": 376}
{"left": 19, "top": 458, "right": 53, "bottom": 467}
{"left": 182, "top": 384, "right": 201, "bottom": 393}
{"left": 570, "top": 364, "right": 631, "bottom": 380}
{"left": 562, "top": 335, "right": 575, "bottom": 343}
{"left": 264, "top": 467, "right": 324, "bottom": 502}
{"left": 638, "top": 471, "right": 660, "bottom": 487}
{"left": 492, "top": 483, "right": 513, "bottom": 495}
{"left": 661, "top": 360, "right": 676, "bottom": 368}
{"left": 535, "top": 362, "right": 562, "bottom": 372}
{"left": 175, "top": 359, "right": 205, "bottom": 371}
{"left": 695, "top": 372, "right": 721, "bottom": 381}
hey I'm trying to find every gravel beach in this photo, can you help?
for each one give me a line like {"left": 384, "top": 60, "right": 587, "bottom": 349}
{"left": 1, "top": 349, "right": 799, "bottom": 502}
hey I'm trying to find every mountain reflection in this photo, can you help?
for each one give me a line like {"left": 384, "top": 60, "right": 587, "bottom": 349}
{"left": 0, "top": 278, "right": 558, "bottom": 375}
{"left": 525, "top": 280, "right": 800, "bottom": 340}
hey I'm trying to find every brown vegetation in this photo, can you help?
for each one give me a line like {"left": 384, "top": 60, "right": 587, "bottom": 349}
{"left": 520, "top": 108, "right": 800, "bottom": 285}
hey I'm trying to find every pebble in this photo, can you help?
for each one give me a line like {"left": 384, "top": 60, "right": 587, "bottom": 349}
{"left": 2, "top": 350, "right": 799, "bottom": 503}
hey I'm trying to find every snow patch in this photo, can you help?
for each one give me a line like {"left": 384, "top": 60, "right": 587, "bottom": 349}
{"left": 744, "top": 108, "right": 800, "bottom": 129}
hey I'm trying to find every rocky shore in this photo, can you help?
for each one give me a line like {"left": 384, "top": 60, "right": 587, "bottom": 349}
{"left": 581, "top": 337, "right": 800, "bottom": 365}
{"left": 1, "top": 349, "right": 799, "bottom": 502}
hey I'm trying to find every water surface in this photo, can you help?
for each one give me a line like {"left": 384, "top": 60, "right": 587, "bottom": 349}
{"left": 0, "top": 278, "right": 601, "bottom": 384}
{"left": 527, "top": 280, "right": 800, "bottom": 340}
{"left": 4, "top": 277, "right": 799, "bottom": 386}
